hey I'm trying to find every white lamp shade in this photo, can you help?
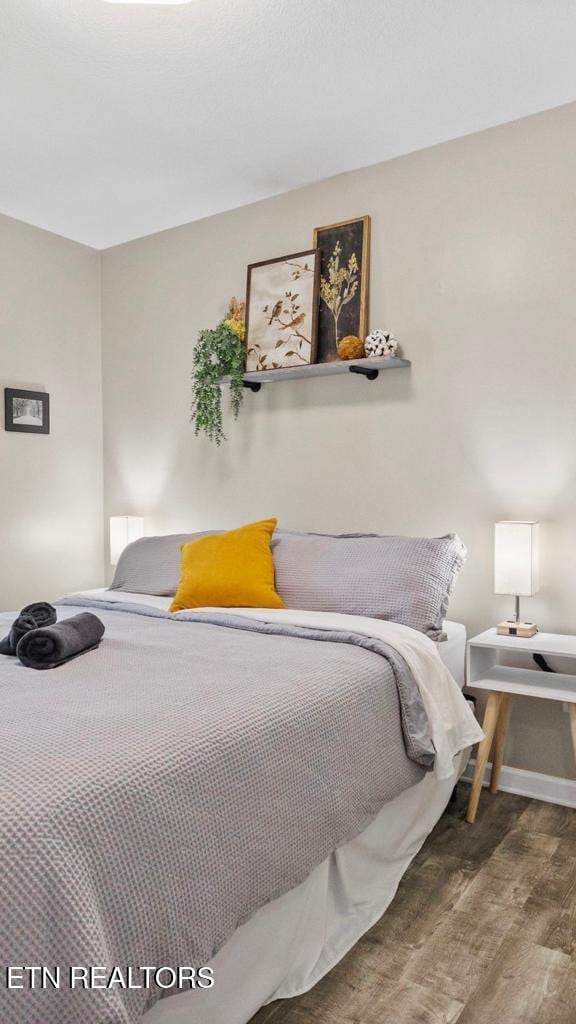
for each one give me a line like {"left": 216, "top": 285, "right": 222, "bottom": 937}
{"left": 110, "top": 516, "right": 145, "bottom": 566}
{"left": 494, "top": 521, "right": 540, "bottom": 597}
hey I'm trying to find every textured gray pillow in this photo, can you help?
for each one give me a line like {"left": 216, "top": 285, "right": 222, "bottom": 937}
{"left": 110, "top": 532, "right": 211, "bottom": 596}
{"left": 110, "top": 529, "right": 465, "bottom": 640}
{"left": 272, "top": 532, "right": 465, "bottom": 640}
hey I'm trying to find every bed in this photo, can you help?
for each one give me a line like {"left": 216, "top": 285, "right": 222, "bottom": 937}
{"left": 0, "top": 534, "right": 480, "bottom": 1024}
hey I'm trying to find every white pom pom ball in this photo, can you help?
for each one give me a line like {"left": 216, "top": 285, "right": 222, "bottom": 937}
{"left": 364, "top": 329, "right": 398, "bottom": 358}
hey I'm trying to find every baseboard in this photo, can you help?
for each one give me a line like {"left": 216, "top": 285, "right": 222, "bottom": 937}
{"left": 462, "top": 760, "right": 576, "bottom": 809}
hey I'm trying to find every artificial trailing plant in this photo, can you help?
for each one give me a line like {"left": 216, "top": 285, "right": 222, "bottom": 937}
{"left": 190, "top": 298, "right": 246, "bottom": 446}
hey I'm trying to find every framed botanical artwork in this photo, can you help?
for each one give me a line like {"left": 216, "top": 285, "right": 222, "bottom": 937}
{"left": 313, "top": 215, "right": 370, "bottom": 363}
{"left": 245, "top": 249, "right": 320, "bottom": 372}
{"left": 4, "top": 388, "right": 50, "bottom": 434}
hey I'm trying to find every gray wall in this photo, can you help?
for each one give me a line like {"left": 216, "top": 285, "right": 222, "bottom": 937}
{"left": 0, "top": 214, "right": 104, "bottom": 609}
{"left": 102, "top": 102, "right": 576, "bottom": 781}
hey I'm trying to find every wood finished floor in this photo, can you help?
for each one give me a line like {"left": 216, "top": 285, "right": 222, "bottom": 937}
{"left": 250, "top": 788, "right": 576, "bottom": 1024}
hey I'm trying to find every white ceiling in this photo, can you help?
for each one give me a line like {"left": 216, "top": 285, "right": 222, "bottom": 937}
{"left": 2, "top": 0, "right": 576, "bottom": 249}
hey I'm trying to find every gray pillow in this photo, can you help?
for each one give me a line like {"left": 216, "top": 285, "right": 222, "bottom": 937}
{"left": 110, "top": 529, "right": 465, "bottom": 640}
{"left": 110, "top": 532, "right": 211, "bottom": 596}
{"left": 272, "top": 532, "right": 465, "bottom": 641}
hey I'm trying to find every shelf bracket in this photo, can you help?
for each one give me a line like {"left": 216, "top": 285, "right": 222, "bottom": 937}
{"left": 243, "top": 380, "right": 262, "bottom": 392}
{"left": 349, "top": 365, "right": 379, "bottom": 381}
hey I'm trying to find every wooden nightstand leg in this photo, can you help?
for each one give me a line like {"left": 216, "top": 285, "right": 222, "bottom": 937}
{"left": 568, "top": 704, "right": 576, "bottom": 760}
{"left": 466, "top": 692, "right": 503, "bottom": 824}
{"left": 490, "top": 693, "right": 512, "bottom": 794}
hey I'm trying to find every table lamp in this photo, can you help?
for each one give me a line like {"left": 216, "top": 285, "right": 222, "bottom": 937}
{"left": 494, "top": 521, "right": 540, "bottom": 638}
{"left": 110, "top": 516, "right": 145, "bottom": 566}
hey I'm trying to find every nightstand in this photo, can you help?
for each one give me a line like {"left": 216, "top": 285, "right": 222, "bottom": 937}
{"left": 466, "top": 628, "right": 576, "bottom": 823}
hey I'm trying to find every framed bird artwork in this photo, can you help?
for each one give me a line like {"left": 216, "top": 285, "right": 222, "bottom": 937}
{"left": 245, "top": 248, "right": 320, "bottom": 372}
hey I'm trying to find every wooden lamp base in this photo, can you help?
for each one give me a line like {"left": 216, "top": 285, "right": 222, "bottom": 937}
{"left": 497, "top": 620, "right": 538, "bottom": 638}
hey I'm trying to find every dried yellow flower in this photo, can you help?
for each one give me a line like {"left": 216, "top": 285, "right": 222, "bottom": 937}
{"left": 224, "top": 318, "right": 246, "bottom": 342}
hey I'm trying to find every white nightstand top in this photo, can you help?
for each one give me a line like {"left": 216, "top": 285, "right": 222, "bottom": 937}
{"left": 467, "top": 628, "right": 576, "bottom": 703}
{"left": 469, "top": 628, "right": 576, "bottom": 658}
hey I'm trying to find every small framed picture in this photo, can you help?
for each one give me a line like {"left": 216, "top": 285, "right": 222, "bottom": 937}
{"left": 4, "top": 388, "right": 50, "bottom": 434}
{"left": 313, "top": 215, "right": 371, "bottom": 363}
{"left": 245, "top": 249, "right": 320, "bottom": 372}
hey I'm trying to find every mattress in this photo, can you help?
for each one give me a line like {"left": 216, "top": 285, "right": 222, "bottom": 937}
{"left": 440, "top": 620, "right": 467, "bottom": 687}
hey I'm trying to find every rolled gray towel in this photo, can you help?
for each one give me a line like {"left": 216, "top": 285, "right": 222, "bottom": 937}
{"left": 0, "top": 602, "right": 57, "bottom": 656}
{"left": 16, "top": 613, "right": 105, "bottom": 670}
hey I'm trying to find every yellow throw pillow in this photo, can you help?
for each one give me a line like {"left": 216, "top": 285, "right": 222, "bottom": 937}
{"left": 169, "top": 518, "right": 284, "bottom": 612}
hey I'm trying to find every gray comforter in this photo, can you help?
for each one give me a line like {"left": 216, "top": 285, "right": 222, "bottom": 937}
{"left": 0, "top": 599, "right": 433, "bottom": 1024}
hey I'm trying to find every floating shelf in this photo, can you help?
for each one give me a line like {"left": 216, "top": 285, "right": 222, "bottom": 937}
{"left": 221, "top": 356, "right": 410, "bottom": 392}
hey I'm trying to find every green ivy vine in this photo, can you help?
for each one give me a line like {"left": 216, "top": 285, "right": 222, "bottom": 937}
{"left": 191, "top": 320, "right": 246, "bottom": 446}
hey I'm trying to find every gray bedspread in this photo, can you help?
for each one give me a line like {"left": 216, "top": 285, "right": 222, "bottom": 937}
{"left": 0, "top": 600, "right": 432, "bottom": 1024}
